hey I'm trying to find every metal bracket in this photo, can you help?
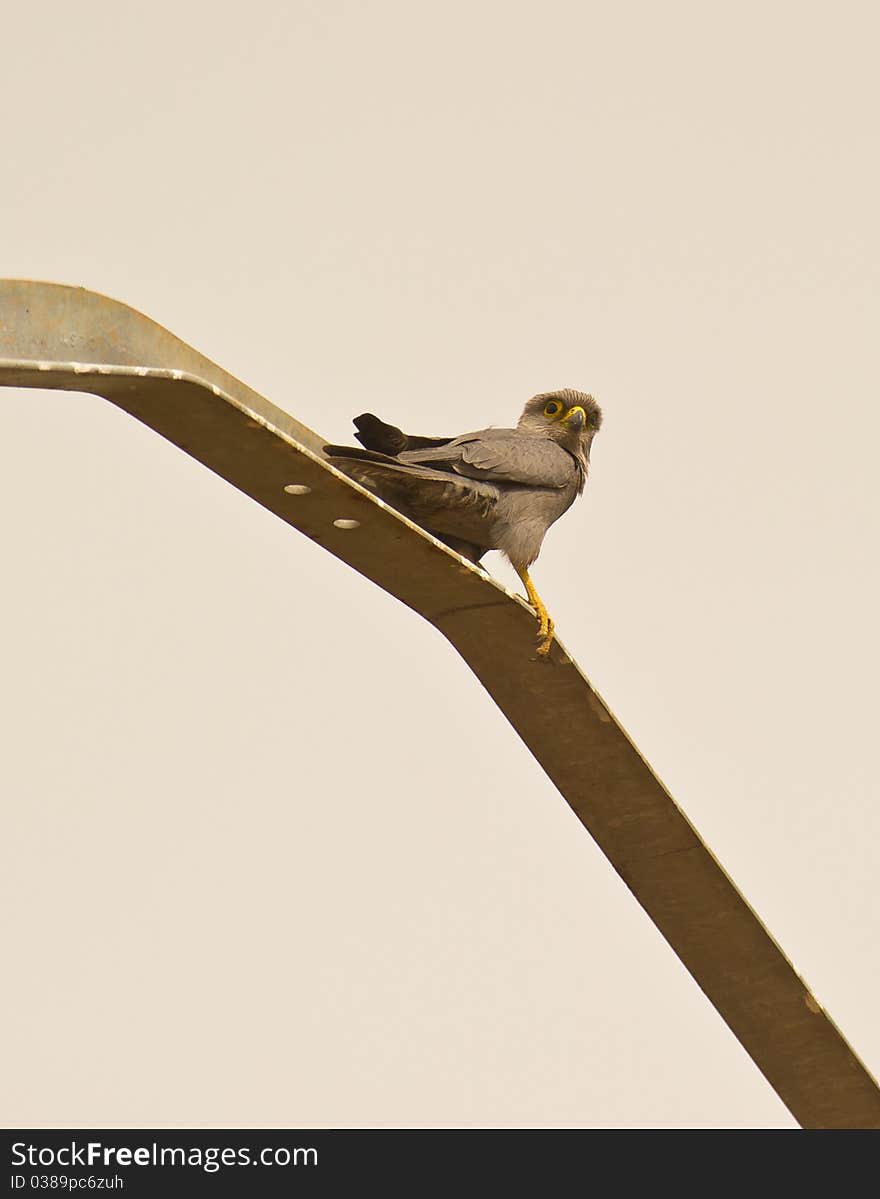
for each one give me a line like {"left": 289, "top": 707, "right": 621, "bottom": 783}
{"left": 2, "top": 279, "right": 877, "bottom": 1127}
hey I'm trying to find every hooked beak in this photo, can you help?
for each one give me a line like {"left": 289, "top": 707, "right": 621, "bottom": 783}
{"left": 564, "top": 405, "right": 586, "bottom": 431}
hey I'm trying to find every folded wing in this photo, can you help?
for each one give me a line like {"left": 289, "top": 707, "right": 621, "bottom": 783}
{"left": 322, "top": 445, "right": 498, "bottom": 550}
{"left": 399, "top": 432, "right": 577, "bottom": 489}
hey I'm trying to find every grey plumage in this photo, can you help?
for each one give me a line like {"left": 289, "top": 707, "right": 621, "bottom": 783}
{"left": 324, "top": 388, "right": 602, "bottom": 653}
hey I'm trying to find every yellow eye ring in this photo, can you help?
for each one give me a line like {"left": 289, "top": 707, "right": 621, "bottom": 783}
{"left": 544, "top": 400, "right": 562, "bottom": 417}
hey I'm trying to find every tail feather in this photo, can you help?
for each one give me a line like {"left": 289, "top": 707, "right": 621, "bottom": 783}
{"left": 353, "top": 412, "right": 452, "bottom": 455}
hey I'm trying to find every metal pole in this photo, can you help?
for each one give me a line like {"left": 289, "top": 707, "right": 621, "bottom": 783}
{"left": 2, "top": 280, "right": 877, "bottom": 1127}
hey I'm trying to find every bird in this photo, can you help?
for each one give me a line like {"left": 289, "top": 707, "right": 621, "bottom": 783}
{"left": 323, "top": 388, "right": 602, "bottom": 655}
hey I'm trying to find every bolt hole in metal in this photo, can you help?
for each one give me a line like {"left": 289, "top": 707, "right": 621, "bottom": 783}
{"left": 282, "top": 486, "right": 360, "bottom": 530}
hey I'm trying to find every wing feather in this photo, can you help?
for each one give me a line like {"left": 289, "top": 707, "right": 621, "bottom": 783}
{"left": 401, "top": 432, "right": 576, "bottom": 489}
{"left": 323, "top": 449, "right": 498, "bottom": 530}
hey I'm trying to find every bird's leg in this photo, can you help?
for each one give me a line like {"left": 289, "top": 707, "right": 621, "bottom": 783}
{"left": 516, "top": 568, "right": 555, "bottom": 656}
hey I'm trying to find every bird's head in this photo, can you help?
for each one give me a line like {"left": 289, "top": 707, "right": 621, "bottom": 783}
{"left": 517, "top": 389, "right": 602, "bottom": 464}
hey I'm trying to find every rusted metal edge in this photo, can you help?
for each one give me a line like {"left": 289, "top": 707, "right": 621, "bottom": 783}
{"left": 1, "top": 279, "right": 877, "bottom": 1128}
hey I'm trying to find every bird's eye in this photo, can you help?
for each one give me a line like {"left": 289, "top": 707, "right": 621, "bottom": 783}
{"left": 543, "top": 400, "right": 562, "bottom": 417}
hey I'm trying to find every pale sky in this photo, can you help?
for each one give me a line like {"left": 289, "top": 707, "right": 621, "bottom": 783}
{"left": 2, "top": 1, "right": 877, "bottom": 1128}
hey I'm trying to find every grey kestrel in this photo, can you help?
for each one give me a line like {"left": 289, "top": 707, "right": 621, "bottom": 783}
{"left": 324, "top": 388, "right": 602, "bottom": 655}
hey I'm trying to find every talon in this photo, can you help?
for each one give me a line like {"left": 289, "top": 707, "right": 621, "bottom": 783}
{"left": 536, "top": 616, "right": 554, "bottom": 656}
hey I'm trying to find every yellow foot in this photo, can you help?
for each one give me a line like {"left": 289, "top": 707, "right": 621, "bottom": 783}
{"left": 517, "top": 567, "right": 555, "bottom": 657}
{"left": 536, "top": 614, "right": 555, "bottom": 657}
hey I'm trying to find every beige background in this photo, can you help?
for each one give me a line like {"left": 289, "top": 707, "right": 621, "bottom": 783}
{"left": 2, "top": 2, "right": 877, "bottom": 1128}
